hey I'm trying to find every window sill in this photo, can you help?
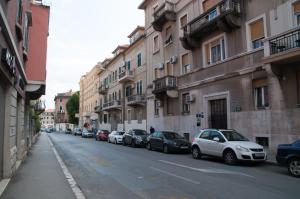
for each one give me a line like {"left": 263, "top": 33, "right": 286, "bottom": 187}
{"left": 182, "top": 112, "right": 190, "bottom": 115}
{"left": 256, "top": 106, "right": 270, "bottom": 110}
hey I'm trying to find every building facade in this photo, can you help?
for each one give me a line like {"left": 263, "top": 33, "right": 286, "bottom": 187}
{"left": 40, "top": 109, "right": 55, "bottom": 128}
{"left": 139, "top": 0, "right": 300, "bottom": 151}
{"left": 79, "top": 64, "right": 101, "bottom": 129}
{"left": 54, "top": 90, "right": 72, "bottom": 124}
{"left": 0, "top": 0, "right": 50, "bottom": 180}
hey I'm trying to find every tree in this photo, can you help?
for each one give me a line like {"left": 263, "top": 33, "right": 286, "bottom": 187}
{"left": 66, "top": 91, "right": 79, "bottom": 124}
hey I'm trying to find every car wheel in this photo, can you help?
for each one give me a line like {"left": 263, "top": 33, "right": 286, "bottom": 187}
{"left": 115, "top": 139, "right": 117, "bottom": 144}
{"left": 131, "top": 139, "right": 136, "bottom": 147}
{"left": 163, "top": 145, "right": 169, "bottom": 154}
{"left": 122, "top": 139, "right": 126, "bottom": 146}
{"left": 288, "top": 158, "right": 300, "bottom": 178}
{"left": 192, "top": 146, "right": 202, "bottom": 159}
{"left": 147, "top": 142, "right": 152, "bottom": 150}
{"left": 223, "top": 150, "right": 237, "bottom": 165}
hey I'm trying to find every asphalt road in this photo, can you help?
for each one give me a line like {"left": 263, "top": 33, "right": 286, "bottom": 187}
{"left": 49, "top": 132, "right": 300, "bottom": 199}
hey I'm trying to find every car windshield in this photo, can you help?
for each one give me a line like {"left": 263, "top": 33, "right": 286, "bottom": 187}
{"left": 102, "top": 130, "right": 109, "bottom": 134}
{"left": 163, "top": 132, "right": 184, "bottom": 140}
{"left": 133, "top": 130, "right": 147, "bottom": 135}
{"left": 220, "top": 130, "right": 249, "bottom": 141}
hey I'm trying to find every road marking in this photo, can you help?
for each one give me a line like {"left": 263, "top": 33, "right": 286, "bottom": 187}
{"left": 150, "top": 167, "right": 200, "bottom": 185}
{"left": 158, "top": 160, "right": 254, "bottom": 178}
{"left": 47, "top": 135, "right": 87, "bottom": 199}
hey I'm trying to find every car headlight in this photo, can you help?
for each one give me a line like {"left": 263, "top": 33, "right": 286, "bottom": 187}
{"left": 236, "top": 145, "right": 250, "bottom": 152}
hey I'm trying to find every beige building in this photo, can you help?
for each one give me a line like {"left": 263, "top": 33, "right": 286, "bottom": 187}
{"left": 79, "top": 64, "right": 102, "bottom": 129}
{"left": 139, "top": 0, "right": 300, "bottom": 151}
{"left": 40, "top": 109, "right": 55, "bottom": 128}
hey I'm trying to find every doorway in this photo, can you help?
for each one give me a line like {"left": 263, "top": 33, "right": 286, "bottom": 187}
{"left": 209, "top": 98, "right": 227, "bottom": 129}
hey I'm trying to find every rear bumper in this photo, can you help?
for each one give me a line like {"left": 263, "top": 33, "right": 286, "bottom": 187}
{"left": 168, "top": 145, "right": 191, "bottom": 153}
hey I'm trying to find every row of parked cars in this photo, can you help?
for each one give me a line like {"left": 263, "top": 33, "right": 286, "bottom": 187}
{"left": 64, "top": 128, "right": 300, "bottom": 178}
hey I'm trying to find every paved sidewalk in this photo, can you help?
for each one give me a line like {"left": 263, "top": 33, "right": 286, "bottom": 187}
{"left": 0, "top": 133, "right": 76, "bottom": 199}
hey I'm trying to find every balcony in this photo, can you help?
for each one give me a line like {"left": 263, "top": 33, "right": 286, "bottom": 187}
{"left": 119, "top": 70, "right": 134, "bottom": 83}
{"left": 263, "top": 27, "right": 300, "bottom": 65}
{"left": 98, "top": 84, "right": 109, "bottom": 95}
{"left": 152, "top": 1, "right": 176, "bottom": 32}
{"left": 102, "top": 100, "right": 122, "bottom": 111}
{"left": 127, "top": 95, "right": 146, "bottom": 107}
{"left": 152, "top": 76, "right": 178, "bottom": 97}
{"left": 94, "top": 105, "right": 102, "bottom": 113}
{"left": 180, "top": 0, "right": 242, "bottom": 50}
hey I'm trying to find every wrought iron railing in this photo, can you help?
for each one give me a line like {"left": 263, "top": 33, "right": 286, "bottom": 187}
{"left": 153, "top": 76, "right": 177, "bottom": 92}
{"left": 269, "top": 29, "right": 300, "bottom": 55}
{"left": 119, "top": 70, "right": 134, "bottom": 79}
{"left": 153, "top": 1, "right": 175, "bottom": 20}
{"left": 127, "top": 95, "right": 146, "bottom": 103}
{"left": 102, "top": 100, "right": 122, "bottom": 109}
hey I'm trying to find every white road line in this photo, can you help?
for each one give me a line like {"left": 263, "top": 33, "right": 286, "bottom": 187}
{"left": 150, "top": 167, "right": 200, "bottom": 185}
{"left": 47, "top": 135, "right": 87, "bottom": 199}
{"left": 158, "top": 160, "right": 254, "bottom": 178}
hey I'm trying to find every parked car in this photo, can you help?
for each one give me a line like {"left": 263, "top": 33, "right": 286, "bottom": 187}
{"left": 123, "top": 129, "right": 148, "bottom": 147}
{"left": 73, "top": 128, "right": 82, "bottom": 136}
{"left": 65, "top": 128, "right": 72, "bottom": 134}
{"left": 276, "top": 139, "right": 300, "bottom": 177}
{"left": 82, "top": 129, "right": 94, "bottom": 138}
{"left": 108, "top": 131, "right": 125, "bottom": 144}
{"left": 191, "top": 129, "right": 267, "bottom": 165}
{"left": 147, "top": 131, "right": 190, "bottom": 153}
{"left": 95, "top": 130, "right": 110, "bottom": 141}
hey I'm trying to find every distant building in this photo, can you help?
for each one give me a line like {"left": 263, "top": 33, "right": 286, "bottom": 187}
{"left": 54, "top": 90, "right": 73, "bottom": 124}
{"left": 40, "top": 109, "right": 55, "bottom": 128}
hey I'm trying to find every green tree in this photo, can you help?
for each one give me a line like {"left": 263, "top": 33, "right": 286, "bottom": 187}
{"left": 66, "top": 91, "right": 80, "bottom": 124}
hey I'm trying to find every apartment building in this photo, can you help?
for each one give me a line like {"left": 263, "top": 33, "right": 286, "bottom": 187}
{"left": 79, "top": 64, "right": 101, "bottom": 129}
{"left": 40, "top": 109, "right": 55, "bottom": 128}
{"left": 0, "top": 0, "right": 50, "bottom": 180}
{"left": 139, "top": 0, "right": 300, "bottom": 151}
{"left": 96, "top": 27, "right": 147, "bottom": 131}
{"left": 54, "top": 90, "right": 73, "bottom": 124}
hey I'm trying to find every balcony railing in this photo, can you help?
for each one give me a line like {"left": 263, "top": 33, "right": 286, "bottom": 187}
{"left": 269, "top": 29, "right": 300, "bottom": 55}
{"left": 94, "top": 105, "right": 102, "bottom": 113}
{"left": 102, "top": 100, "right": 122, "bottom": 111}
{"left": 152, "top": 1, "right": 176, "bottom": 31}
{"left": 127, "top": 95, "right": 146, "bottom": 106}
{"left": 181, "top": 0, "right": 241, "bottom": 49}
{"left": 119, "top": 70, "right": 134, "bottom": 82}
{"left": 153, "top": 76, "right": 177, "bottom": 94}
{"left": 98, "top": 84, "right": 109, "bottom": 94}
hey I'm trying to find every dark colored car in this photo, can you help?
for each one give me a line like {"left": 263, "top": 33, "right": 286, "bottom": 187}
{"left": 147, "top": 131, "right": 190, "bottom": 153}
{"left": 123, "top": 129, "right": 148, "bottom": 147}
{"left": 96, "top": 130, "right": 110, "bottom": 141}
{"left": 276, "top": 139, "right": 300, "bottom": 177}
{"left": 65, "top": 128, "right": 72, "bottom": 134}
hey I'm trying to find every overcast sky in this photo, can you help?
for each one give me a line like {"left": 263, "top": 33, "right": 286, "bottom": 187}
{"left": 44, "top": 0, "right": 144, "bottom": 109}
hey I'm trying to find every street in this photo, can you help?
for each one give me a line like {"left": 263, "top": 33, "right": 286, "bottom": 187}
{"left": 48, "top": 132, "right": 299, "bottom": 199}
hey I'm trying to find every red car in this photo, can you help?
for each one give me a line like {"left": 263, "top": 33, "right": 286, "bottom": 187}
{"left": 95, "top": 130, "right": 110, "bottom": 141}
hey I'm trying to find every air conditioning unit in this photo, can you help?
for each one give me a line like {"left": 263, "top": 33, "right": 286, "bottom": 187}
{"left": 186, "top": 94, "right": 195, "bottom": 104}
{"left": 155, "top": 100, "right": 162, "bottom": 107}
{"left": 156, "top": 63, "right": 164, "bottom": 70}
{"left": 170, "top": 56, "right": 177, "bottom": 64}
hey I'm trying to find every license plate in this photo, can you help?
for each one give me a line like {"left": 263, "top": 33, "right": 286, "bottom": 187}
{"left": 254, "top": 153, "right": 265, "bottom": 157}
{"left": 181, "top": 146, "right": 188, "bottom": 149}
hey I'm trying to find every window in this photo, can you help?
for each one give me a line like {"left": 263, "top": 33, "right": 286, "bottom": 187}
{"left": 180, "top": 14, "right": 188, "bottom": 28}
{"left": 153, "top": 35, "right": 159, "bottom": 53}
{"left": 293, "top": 1, "right": 300, "bottom": 26}
{"left": 112, "top": 72, "right": 115, "bottom": 81}
{"left": 104, "top": 114, "right": 108, "bottom": 124}
{"left": 164, "top": 26, "right": 173, "bottom": 46}
{"left": 115, "top": 70, "right": 117, "bottom": 81}
{"left": 127, "top": 109, "right": 131, "bottom": 122}
{"left": 166, "top": 98, "right": 173, "bottom": 115}
{"left": 154, "top": 68, "right": 159, "bottom": 80}
{"left": 127, "top": 60, "right": 131, "bottom": 70}
{"left": 249, "top": 18, "right": 265, "bottom": 49}
{"left": 182, "top": 93, "right": 190, "bottom": 113}
{"left": 23, "top": 13, "right": 30, "bottom": 52}
{"left": 204, "top": 36, "right": 226, "bottom": 65}
{"left": 253, "top": 79, "right": 269, "bottom": 109}
{"left": 154, "top": 100, "right": 159, "bottom": 116}
{"left": 202, "top": 0, "right": 221, "bottom": 12}
{"left": 119, "top": 90, "right": 121, "bottom": 100}
{"left": 137, "top": 53, "right": 142, "bottom": 67}
{"left": 166, "top": 62, "right": 173, "bottom": 76}
{"left": 109, "top": 74, "right": 112, "bottom": 83}
{"left": 200, "top": 131, "right": 210, "bottom": 139}
{"left": 297, "top": 70, "right": 300, "bottom": 104}
{"left": 207, "top": 8, "right": 218, "bottom": 21}
{"left": 256, "top": 137, "right": 269, "bottom": 147}
{"left": 125, "top": 86, "right": 132, "bottom": 97}
{"left": 136, "top": 80, "right": 142, "bottom": 95}
{"left": 16, "top": 0, "right": 23, "bottom": 25}
{"left": 181, "top": 53, "right": 190, "bottom": 74}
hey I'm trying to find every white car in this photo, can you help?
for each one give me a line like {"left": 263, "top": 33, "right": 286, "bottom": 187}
{"left": 108, "top": 131, "right": 125, "bottom": 144}
{"left": 191, "top": 129, "right": 267, "bottom": 164}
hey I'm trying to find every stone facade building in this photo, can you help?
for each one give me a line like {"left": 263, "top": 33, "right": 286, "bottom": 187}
{"left": 139, "top": 0, "right": 300, "bottom": 151}
{"left": 40, "top": 109, "right": 55, "bottom": 129}
{"left": 0, "top": 0, "right": 50, "bottom": 180}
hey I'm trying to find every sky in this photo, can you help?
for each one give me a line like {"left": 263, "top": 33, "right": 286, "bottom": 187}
{"left": 44, "top": 0, "right": 144, "bottom": 109}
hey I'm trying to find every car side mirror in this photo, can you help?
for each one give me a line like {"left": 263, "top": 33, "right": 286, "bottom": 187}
{"left": 213, "top": 137, "right": 220, "bottom": 142}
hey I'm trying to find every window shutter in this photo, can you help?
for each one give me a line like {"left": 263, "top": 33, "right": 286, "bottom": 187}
{"left": 180, "top": 15, "right": 188, "bottom": 28}
{"left": 293, "top": 1, "right": 300, "bottom": 13}
{"left": 202, "top": 0, "right": 221, "bottom": 12}
{"left": 252, "top": 78, "right": 267, "bottom": 88}
{"left": 205, "top": 44, "right": 211, "bottom": 64}
{"left": 250, "top": 19, "right": 264, "bottom": 41}
{"left": 182, "top": 54, "right": 189, "bottom": 67}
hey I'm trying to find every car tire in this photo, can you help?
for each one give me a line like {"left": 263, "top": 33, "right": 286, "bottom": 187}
{"left": 288, "top": 158, "right": 300, "bottom": 178}
{"left": 147, "top": 142, "right": 152, "bottom": 150}
{"left": 115, "top": 139, "right": 117, "bottom": 144}
{"left": 131, "top": 139, "right": 136, "bottom": 147}
{"left": 163, "top": 145, "right": 169, "bottom": 154}
{"left": 223, "top": 150, "right": 237, "bottom": 165}
{"left": 192, "top": 146, "right": 202, "bottom": 159}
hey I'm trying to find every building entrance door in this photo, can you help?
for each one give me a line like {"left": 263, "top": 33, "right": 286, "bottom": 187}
{"left": 209, "top": 99, "right": 227, "bottom": 129}
{"left": 0, "top": 83, "right": 5, "bottom": 179}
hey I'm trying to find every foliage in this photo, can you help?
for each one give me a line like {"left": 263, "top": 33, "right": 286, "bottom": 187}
{"left": 66, "top": 91, "right": 80, "bottom": 124}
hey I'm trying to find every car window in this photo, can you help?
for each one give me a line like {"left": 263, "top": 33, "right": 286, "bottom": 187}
{"left": 293, "top": 140, "right": 300, "bottom": 147}
{"left": 157, "top": 132, "right": 163, "bottom": 138}
{"left": 152, "top": 132, "right": 158, "bottom": 137}
{"left": 200, "top": 131, "right": 210, "bottom": 140}
{"left": 133, "top": 129, "right": 147, "bottom": 135}
{"left": 209, "top": 131, "right": 223, "bottom": 141}
{"left": 163, "top": 132, "right": 183, "bottom": 139}
{"left": 220, "top": 130, "right": 249, "bottom": 141}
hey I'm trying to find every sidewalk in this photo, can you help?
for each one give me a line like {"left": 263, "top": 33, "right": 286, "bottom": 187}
{"left": 0, "top": 133, "right": 76, "bottom": 199}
